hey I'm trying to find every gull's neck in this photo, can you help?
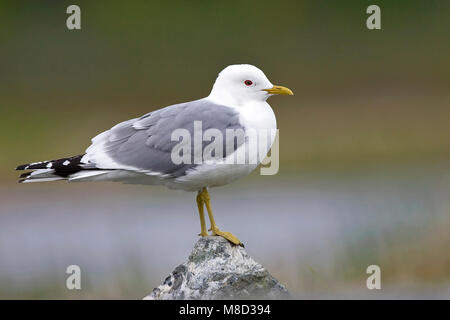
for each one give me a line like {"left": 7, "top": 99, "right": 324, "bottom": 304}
{"left": 207, "top": 90, "right": 243, "bottom": 107}
{"left": 207, "top": 90, "right": 268, "bottom": 109}
{"left": 206, "top": 90, "right": 276, "bottom": 131}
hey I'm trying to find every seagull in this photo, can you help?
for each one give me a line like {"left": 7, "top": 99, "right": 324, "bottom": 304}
{"left": 16, "top": 64, "right": 293, "bottom": 246}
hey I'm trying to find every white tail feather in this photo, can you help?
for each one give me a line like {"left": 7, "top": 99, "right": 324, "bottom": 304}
{"left": 68, "top": 170, "right": 112, "bottom": 181}
{"left": 21, "top": 169, "right": 64, "bottom": 183}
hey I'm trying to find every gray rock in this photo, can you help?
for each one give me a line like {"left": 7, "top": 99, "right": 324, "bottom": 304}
{"left": 144, "top": 236, "right": 290, "bottom": 300}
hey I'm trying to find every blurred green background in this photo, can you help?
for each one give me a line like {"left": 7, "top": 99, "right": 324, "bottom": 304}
{"left": 1, "top": 1, "right": 450, "bottom": 299}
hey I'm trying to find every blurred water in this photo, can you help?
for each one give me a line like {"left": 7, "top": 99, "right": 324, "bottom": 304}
{"left": 1, "top": 162, "right": 450, "bottom": 298}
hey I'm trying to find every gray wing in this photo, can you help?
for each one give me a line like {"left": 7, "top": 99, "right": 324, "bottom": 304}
{"left": 83, "top": 98, "right": 244, "bottom": 178}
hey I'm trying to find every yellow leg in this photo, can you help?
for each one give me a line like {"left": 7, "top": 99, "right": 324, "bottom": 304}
{"left": 198, "top": 187, "right": 243, "bottom": 246}
{"left": 196, "top": 192, "right": 208, "bottom": 237}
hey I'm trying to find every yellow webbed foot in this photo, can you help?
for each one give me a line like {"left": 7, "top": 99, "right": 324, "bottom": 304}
{"left": 210, "top": 227, "right": 244, "bottom": 247}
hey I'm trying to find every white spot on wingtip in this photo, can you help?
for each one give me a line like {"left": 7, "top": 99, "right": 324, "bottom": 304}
{"left": 62, "top": 160, "right": 70, "bottom": 166}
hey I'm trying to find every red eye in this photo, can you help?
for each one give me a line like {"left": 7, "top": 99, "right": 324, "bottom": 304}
{"left": 244, "top": 80, "right": 253, "bottom": 86}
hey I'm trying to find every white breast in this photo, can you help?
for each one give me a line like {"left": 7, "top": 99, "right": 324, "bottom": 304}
{"left": 171, "top": 101, "right": 277, "bottom": 191}
{"left": 237, "top": 100, "right": 277, "bottom": 136}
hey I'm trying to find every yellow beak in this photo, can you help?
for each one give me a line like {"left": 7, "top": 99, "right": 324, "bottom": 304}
{"left": 263, "top": 85, "right": 294, "bottom": 96}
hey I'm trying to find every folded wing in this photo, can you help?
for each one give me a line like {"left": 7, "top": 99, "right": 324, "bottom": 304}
{"left": 81, "top": 98, "right": 244, "bottom": 179}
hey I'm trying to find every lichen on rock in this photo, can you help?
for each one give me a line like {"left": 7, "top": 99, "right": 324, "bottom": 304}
{"left": 144, "top": 236, "right": 290, "bottom": 300}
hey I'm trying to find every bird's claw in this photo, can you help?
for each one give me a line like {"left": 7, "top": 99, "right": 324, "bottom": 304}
{"left": 210, "top": 227, "right": 244, "bottom": 247}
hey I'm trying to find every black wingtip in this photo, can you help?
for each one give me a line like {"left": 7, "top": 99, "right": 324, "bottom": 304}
{"left": 16, "top": 164, "right": 28, "bottom": 170}
{"left": 17, "top": 171, "right": 31, "bottom": 183}
{"left": 19, "top": 172, "right": 32, "bottom": 179}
